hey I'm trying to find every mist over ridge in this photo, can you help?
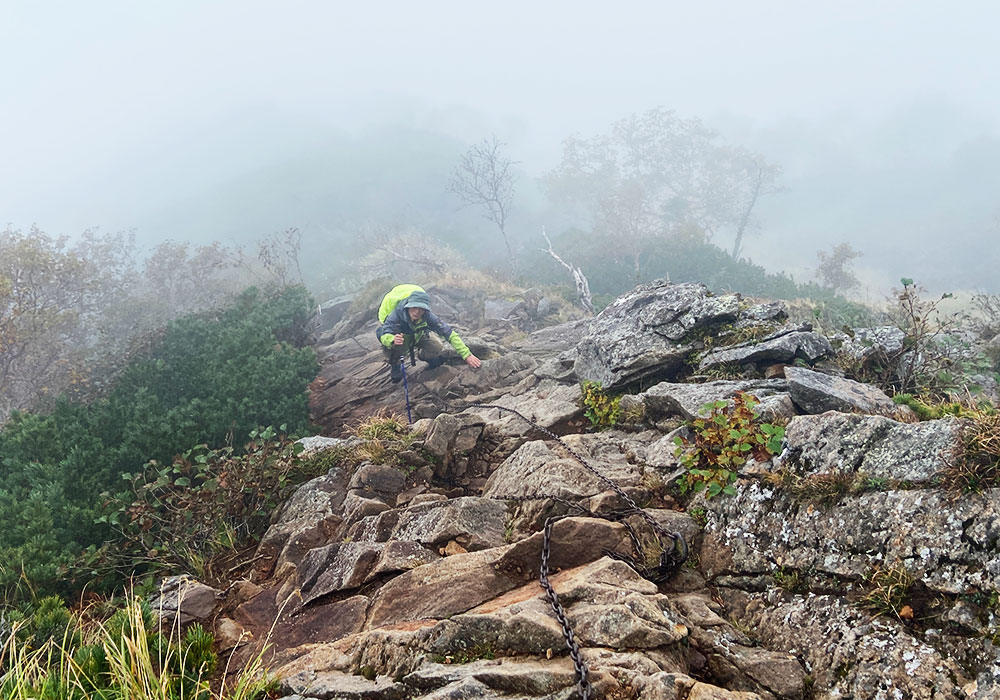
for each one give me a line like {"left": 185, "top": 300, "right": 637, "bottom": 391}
{"left": 2, "top": 2, "right": 998, "bottom": 295}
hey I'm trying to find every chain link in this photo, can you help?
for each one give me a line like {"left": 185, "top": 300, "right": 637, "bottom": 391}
{"left": 467, "top": 401, "right": 688, "bottom": 567}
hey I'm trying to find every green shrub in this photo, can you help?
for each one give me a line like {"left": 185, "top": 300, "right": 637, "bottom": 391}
{"left": 674, "top": 392, "right": 784, "bottom": 499}
{"left": 96, "top": 426, "right": 321, "bottom": 582}
{"left": 581, "top": 381, "right": 622, "bottom": 429}
{"left": 0, "top": 285, "right": 318, "bottom": 599}
{"left": 522, "top": 232, "right": 877, "bottom": 323}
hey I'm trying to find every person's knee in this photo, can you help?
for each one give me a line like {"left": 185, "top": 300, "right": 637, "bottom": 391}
{"left": 416, "top": 337, "right": 443, "bottom": 361}
{"left": 383, "top": 347, "right": 403, "bottom": 365}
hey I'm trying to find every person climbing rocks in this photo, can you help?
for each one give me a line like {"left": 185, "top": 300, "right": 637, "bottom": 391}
{"left": 375, "top": 284, "right": 482, "bottom": 383}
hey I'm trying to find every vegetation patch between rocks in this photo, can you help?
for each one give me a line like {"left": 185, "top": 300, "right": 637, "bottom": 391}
{"left": 673, "top": 392, "right": 784, "bottom": 499}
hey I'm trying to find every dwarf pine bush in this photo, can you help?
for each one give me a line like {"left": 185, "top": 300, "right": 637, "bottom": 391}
{"left": 0, "top": 285, "right": 318, "bottom": 599}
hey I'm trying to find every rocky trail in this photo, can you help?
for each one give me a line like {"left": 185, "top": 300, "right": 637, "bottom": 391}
{"left": 155, "top": 280, "right": 1000, "bottom": 700}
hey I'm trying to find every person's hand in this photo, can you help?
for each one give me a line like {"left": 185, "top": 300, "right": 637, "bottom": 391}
{"left": 393, "top": 333, "right": 404, "bottom": 346}
{"left": 465, "top": 354, "right": 482, "bottom": 369}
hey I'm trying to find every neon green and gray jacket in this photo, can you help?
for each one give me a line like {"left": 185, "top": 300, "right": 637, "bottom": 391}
{"left": 375, "top": 284, "right": 472, "bottom": 359}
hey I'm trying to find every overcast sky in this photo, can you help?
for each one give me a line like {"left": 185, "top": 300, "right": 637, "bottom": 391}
{"left": 3, "top": 1, "right": 998, "bottom": 290}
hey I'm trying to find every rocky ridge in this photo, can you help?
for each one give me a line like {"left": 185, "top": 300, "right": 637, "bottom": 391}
{"left": 159, "top": 280, "right": 1000, "bottom": 700}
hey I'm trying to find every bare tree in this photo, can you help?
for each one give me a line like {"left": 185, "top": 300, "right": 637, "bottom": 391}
{"left": 357, "top": 224, "right": 452, "bottom": 278}
{"left": 727, "top": 153, "right": 783, "bottom": 260}
{"left": 816, "top": 242, "right": 863, "bottom": 293}
{"left": 235, "top": 227, "right": 305, "bottom": 287}
{"left": 449, "top": 136, "right": 518, "bottom": 275}
{"left": 547, "top": 108, "right": 782, "bottom": 267}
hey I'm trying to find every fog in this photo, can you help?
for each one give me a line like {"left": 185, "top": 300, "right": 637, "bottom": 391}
{"left": 3, "top": 1, "right": 998, "bottom": 294}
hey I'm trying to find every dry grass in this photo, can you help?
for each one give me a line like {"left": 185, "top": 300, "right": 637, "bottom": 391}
{"left": 0, "top": 589, "right": 276, "bottom": 700}
{"left": 943, "top": 410, "right": 1000, "bottom": 492}
{"left": 349, "top": 410, "right": 415, "bottom": 465}
{"left": 859, "top": 562, "right": 916, "bottom": 619}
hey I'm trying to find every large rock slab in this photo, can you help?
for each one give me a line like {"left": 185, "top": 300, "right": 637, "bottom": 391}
{"left": 494, "top": 519, "right": 637, "bottom": 575}
{"left": 724, "top": 591, "right": 969, "bottom": 700}
{"left": 366, "top": 548, "right": 515, "bottom": 628}
{"left": 279, "top": 669, "right": 409, "bottom": 699}
{"left": 484, "top": 297, "right": 526, "bottom": 322}
{"left": 639, "top": 380, "right": 790, "bottom": 420}
{"left": 348, "top": 463, "right": 409, "bottom": 504}
{"left": 402, "top": 658, "right": 578, "bottom": 696}
{"left": 149, "top": 575, "right": 220, "bottom": 625}
{"left": 483, "top": 437, "right": 644, "bottom": 501}
{"left": 510, "top": 318, "right": 591, "bottom": 358}
{"left": 700, "top": 479, "right": 1000, "bottom": 594}
{"left": 698, "top": 330, "right": 833, "bottom": 371}
{"left": 295, "top": 435, "right": 361, "bottom": 455}
{"left": 423, "top": 412, "right": 487, "bottom": 480}
{"left": 423, "top": 352, "right": 536, "bottom": 405}
{"left": 462, "top": 380, "right": 583, "bottom": 437}
{"left": 297, "top": 542, "right": 383, "bottom": 604}
{"left": 575, "top": 281, "right": 740, "bottom": 390}
{"left": 831, "top": 326, "right": 906, "bottom": 362}
{"left": 258, "top": 468, "right": 350, "bottom": 572}
{"left": 783, "top": 365, "right": 898, "bottom": 416}
{"left": 309, "top": 346, "right": 531, "bottom": 438}
{"left": 366, "top": 540, "right": 442, "bottom": 580}
{"left": 365, "top": 520, "right": 647, "bottom": 630}
{"left": 234, "top": 586, "right": 368, "bottom": 653}
{"left": 784, "top": 413, "right": 963, "bottom": 482}
{"left": 347, "top": 497, "right": 509, "bottom": 551}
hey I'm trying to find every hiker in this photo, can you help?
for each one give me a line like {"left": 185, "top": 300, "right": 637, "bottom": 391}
{"left": 375, "top": 284, "right": 482, "bottom": 383}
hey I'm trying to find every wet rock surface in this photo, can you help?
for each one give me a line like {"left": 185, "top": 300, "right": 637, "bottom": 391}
{"left": 575, "top": 280, "right": 739, "bottom": 390}
{"left": 205, "top": 280, "right": 1000, "bottom": 699}
{"left": 698, "top": 330, "right": 833, "bottom": 372}
{"left": 783, "top": 365, "right": 899, "bottom": 416}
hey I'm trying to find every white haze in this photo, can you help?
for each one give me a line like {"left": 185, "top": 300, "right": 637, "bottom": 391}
{"left": 2, "top": 1, "right": 998, "bottom": 294}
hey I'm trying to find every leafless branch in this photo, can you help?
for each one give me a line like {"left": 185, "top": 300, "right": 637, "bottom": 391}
{"left": 541, "top": 227, "right": 594, "bottom": 314}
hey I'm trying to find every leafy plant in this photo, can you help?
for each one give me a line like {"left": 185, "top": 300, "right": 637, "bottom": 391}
{"left": 96, "top": 426, "right": 315, "bottom": 584}
{"left": 581, "top": 380, "right": 622, "bottom": 429}
{"left": 673, "top": 392, "right": 784, "bottom": 499}
{"left": 687, "top": 506, "right": 708, "bottom": 529}
{"left": 887, "top": 279, "right": 962, "bottom": 396}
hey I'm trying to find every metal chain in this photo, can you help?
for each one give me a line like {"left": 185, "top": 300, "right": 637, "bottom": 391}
{"left": 459, "top": 401, "right": 688, "bottom": 699}
{"left": 465, "top": 402, "right": 688, "bottom": 571}
{"left": 540, "top": 515, "right": 592, "bottom": 700}
{"left": 401, "top": 384, "right": 688, "bottom": 698}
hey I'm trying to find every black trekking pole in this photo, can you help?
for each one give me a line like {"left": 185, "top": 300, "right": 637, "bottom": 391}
{"left": 399, "top": 358, "right": 412, "bottom": 424}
